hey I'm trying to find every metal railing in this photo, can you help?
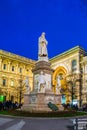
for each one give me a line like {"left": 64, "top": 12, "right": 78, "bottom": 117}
{"left": 72, "top": 118, "right": 87, "bottom": 130}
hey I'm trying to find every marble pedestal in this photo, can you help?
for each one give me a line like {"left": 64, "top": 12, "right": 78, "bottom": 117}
{"left": 22, "top": 91, "right": 61, "bottom": 112}
{"left": 22, "top": 60, "right": 62, "bottom": 112}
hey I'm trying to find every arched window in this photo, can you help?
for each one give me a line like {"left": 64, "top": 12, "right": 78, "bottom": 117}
{"left": 3, "top": 64, "right": 6, "bottom": 70}
{"left": 72, "top": 59, "right": 77, "bottom": 72}
{"left": 3, "top": 79, "right": 6, "bottom": 86}
{"left": 19, "top": 68, "right": 22, "bottom": 73}
{"left": 12, "top": 66, "right": 14, "bottom": 71}
{"left": 11, "top": 80, "right": 14, "bottom": 86}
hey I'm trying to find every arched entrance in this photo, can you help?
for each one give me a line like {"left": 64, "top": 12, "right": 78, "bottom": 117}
{"left": 52, "top": 66, "right": 69, "bottom": 104}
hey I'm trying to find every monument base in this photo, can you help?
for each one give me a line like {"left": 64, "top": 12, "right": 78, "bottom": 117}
{"left": 22, "top": 92, "right": 62, "bottom": 112}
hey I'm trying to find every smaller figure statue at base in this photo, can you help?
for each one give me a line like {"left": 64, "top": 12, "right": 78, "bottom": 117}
{"left": 56, "top": 75, "right": 61, "bottom": 94}
{"left": 38, "top": 71, "right": 46, "bottom": 93}
{"left": 23, "top": 76, "right": 30, "bottom": 94}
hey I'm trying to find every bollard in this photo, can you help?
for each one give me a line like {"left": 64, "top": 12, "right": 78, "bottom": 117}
{"left": 75, "top": 118, "right": 78, "bottom": 130}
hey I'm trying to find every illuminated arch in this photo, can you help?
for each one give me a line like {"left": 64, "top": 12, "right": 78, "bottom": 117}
{"left": 53, "top": 66, "right": 67, "bottom": 85}
{"left": 52, "top": 66, "right": 67, "bottom": 95}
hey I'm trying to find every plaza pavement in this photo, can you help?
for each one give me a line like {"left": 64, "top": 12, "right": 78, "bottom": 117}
{"left": 0, "top": 115, "right": 73, "bottom": 130}
{"left": 0, "top": 114, "right": 87, "bottom": 130}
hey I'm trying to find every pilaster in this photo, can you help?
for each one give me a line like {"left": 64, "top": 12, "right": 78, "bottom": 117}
{"left": 16, "top": 63, "right": 19, "bottom": 74}
{"left": 0, "top": 58, "right": 2, "bottom": 71}
{"left": 8, "top": 61, "right": 11, "bottom": 72}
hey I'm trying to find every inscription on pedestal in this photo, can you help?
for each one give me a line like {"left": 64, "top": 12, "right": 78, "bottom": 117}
{"left": 31, "top": 95, "right": 36, "bottom": 103}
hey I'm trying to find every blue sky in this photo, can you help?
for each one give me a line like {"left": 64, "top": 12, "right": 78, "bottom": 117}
{"left": 0, "top": 0, "right": 87, "bottom": 60}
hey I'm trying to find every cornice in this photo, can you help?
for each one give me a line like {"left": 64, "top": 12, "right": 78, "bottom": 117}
{"left": 0, "top": 46, "right": 86, "bottom": 66}
{"left": 49, "top": 46, "right": 86, "bottom": 63}
{"left": 0, "top": 50, "right": 36, "bottom": 66}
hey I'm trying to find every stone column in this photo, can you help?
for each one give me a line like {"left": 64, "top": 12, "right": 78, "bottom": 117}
{"left": 77, "top": 54, "right": 80, "bottom": 73}
{"left": 8, "top": 61, "right": 11, "bottom": 72}
{"left": 16, "top": 63, "right": 19, "bottom": 74}
{"left": 0, "top": 59, "right": 2, "bottom": 86}
{"left": 0, "top": 58, "right": 2, "bottom": 71}
{"left": 23, "top": 65, "right": 25, "bottom": 75}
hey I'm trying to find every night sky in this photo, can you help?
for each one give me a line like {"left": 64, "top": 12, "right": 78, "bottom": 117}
{"left": 0, "top": 0, "right": 87, "bottom": 60}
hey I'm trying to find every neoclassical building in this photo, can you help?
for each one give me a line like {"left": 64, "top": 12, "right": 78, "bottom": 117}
{"left": 0, "top": 50, "right": 35, "bottom": 103}
{"left": 0, "top": 46, "right": 87, "bottom": 106}
{"left": 50, "top": 46, "right": 86, "bottom": 107}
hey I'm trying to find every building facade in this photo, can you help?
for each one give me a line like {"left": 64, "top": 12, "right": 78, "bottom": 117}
{"left": 50, "top": 46, "right": 86, "bottom": 106}
{"left": 0, "top": 46, "right": 87, "bottom": 106}
{"left": 0, "top": 50, "right": 35, "bottom": 103}
{"left": 81, "top": 56, "right": 87, "bottom": 105}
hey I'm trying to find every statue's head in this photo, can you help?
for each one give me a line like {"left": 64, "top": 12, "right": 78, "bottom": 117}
{"left": 40, "top": 71, "right": 44, "bottom": 75}
{"left": 42, "top": 32, "right": 45, "bottom": 37}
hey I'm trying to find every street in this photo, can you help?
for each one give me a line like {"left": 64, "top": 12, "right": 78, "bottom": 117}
{"left": 0, "top": 116, "right": 73, "bottom": 130}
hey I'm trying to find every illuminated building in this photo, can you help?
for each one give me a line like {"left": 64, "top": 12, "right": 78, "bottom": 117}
{"left": 0, "top": 46, "right": 87, "bottom": 106}
{"left": 0, "top": 50, "right": 35, "bottom": 103}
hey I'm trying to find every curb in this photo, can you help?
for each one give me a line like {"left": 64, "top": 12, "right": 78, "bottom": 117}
{"left": 0, "top": 113, "right": 87, "bottom": 120}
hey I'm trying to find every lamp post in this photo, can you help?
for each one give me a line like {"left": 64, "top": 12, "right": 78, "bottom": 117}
{"left": 79, "top": 74, "right": 82, "bottom": 107}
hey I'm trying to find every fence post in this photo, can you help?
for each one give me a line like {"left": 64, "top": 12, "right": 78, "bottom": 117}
{"left": 76, "top": 118, "right": 78, "bottom": 130}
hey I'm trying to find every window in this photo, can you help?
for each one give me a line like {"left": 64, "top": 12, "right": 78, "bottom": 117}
{"left": 3, "top": 79, "right": 6, "bottom": 86}
{"left": 11, "top": 81, "right": 14, "bottom": 86}
{"left": 12, "top": 66, "right": 14, "bottom": 71}
{"left": 72, "top": 60, "right": 77, "bottom": 72}
{"left": 19, "top": 68, "right": 22, "bottom": 73}
{"left": 3, "top": 64, "right": 6, "bottom": 70}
